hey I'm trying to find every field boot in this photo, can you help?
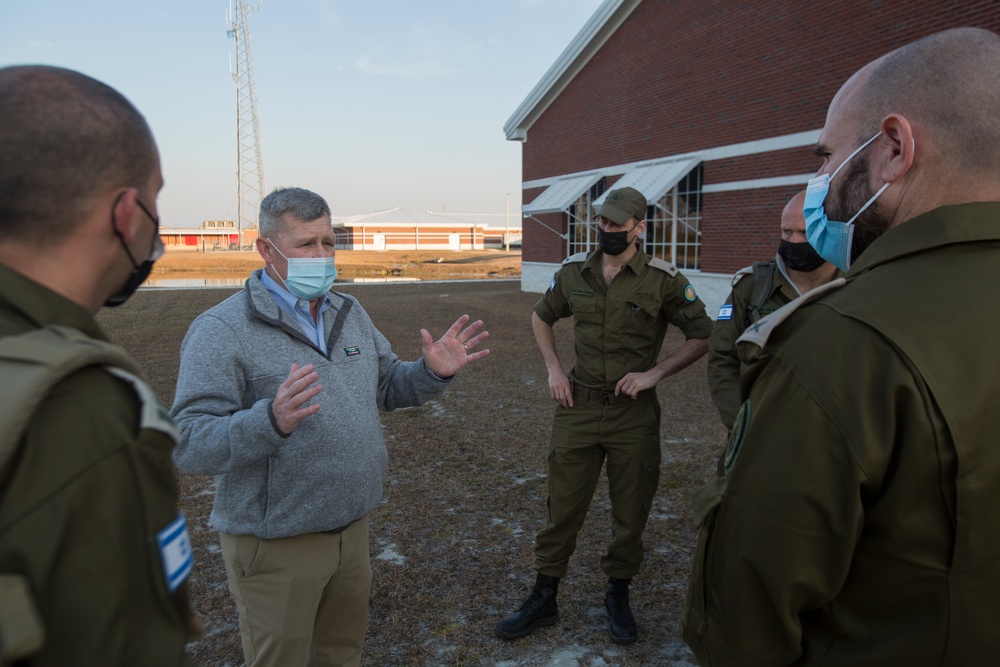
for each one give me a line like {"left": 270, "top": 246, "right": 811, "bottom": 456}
{"left": 495, "top": 574, "right": 560, "bottom": 639}
{"left": 604, "top": 577, "right": 637, "bottom": 644}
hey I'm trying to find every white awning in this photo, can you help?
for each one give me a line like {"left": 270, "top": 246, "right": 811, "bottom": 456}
{"left": 522, "top": 172, "right": 604, "bottom": 215}
{"left": 592, "top": 156, "right": 701, "bottom": 207}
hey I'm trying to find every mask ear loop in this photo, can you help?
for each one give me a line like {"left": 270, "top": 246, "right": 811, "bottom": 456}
{"left": 265, "top": 237, "right": 293, "bottom": 292}
{"left": 846, "top": 182, "right": 891, "bottom": 225}
{"left": 830, "top": 131, "right": 883, "bottom": 181}
{"left": 844, "top": 134, "right": 914, "bottom": 225}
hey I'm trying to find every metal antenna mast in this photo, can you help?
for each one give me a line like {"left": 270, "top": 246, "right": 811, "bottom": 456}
{"left": 228, "top": 0, "right": 265, "bottom": 247}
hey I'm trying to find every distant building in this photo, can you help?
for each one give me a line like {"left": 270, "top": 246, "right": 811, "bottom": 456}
{"left": 161, "top": 220, "right": 258, "bottom": 251}
{"left": 506, "top": 0, "right": 1000, "bottom": 311}
{"left": 332, "top": 208, "right": 522, "bottom": 251}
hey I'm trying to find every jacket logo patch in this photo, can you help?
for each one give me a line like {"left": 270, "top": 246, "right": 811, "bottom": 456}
{"left": 683, "top": 285, "right": 697, "bottom": 302}
{"left": 344, "top": 346, "right": 361, "bottom": 356}
{"left": 717, "top": 304, "right": 734, "bottom": 321}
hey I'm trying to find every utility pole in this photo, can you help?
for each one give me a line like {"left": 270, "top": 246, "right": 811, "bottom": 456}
{"left": 228, "top": 0, "right": 265, "bottom": 249}
{"left": 505, "top": 192, "right": 511, "bottom": 252}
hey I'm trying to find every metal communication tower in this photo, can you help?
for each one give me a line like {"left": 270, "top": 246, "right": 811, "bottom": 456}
{"left": 228, "top": 0, "right": 265, "bottom": 247}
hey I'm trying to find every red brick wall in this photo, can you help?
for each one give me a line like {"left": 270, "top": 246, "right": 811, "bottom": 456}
{"left": 701, "top": 187, "right": 801, "bottom": 271}
{"left": 520, "top": 0, "right": 1000, "bottom": 272}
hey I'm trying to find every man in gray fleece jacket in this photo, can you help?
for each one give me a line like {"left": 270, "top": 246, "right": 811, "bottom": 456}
{"left": 170, "top": 187, "right": 489, "bottom": 667}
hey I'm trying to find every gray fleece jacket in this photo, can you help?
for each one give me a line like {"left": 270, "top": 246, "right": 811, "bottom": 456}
{"left": 170, "top": 270, "right": 450, "bottom": 539}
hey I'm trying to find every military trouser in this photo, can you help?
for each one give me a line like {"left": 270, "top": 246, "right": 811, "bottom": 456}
{"left": 533, "top": 390, "right": 661, "bottom": 580}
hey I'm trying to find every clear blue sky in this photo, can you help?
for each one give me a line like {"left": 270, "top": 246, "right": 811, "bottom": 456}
{"left": 0, "top": 0, "right": 603, "bottom": 227}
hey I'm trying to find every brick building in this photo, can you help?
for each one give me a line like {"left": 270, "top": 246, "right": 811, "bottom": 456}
{"left": 506, "top": 0, "right": 1000, "bottom": 311}
{"left": 331, "top": 208, "right": 521, "bottom": 251}
{"left": 160, "top": 220, "right": 258, "bottom": 251}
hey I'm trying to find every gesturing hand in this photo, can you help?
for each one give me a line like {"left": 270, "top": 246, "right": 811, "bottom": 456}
{"left": 271, "top": 363, "right": 322, "bottom": 435}
{"left": 421, "top": 314, "right": 490, "bottom": 378}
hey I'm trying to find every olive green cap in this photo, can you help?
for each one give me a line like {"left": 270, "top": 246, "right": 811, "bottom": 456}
{"left": 595, "top": 187, "right": 647, "bottom": 225}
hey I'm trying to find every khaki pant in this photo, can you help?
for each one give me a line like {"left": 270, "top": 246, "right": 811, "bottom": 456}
{"left": 220, "top": 518, "right": 371, "bottom": 667}
{"left": 533, "top": 393, "right": 661, "bottom": 580}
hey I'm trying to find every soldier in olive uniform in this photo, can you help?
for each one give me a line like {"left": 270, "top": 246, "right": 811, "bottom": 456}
{"left": 707, "top": 190, "right": 841, "bottom": 432}
{"left": 0, "top": 66, "right": 197, "bottom": 665}
{"left": 496, "top": 187, "right": 712, "bottom": 644}
{"left": 683, "top": 28, "right": 1000, "bottom": 665}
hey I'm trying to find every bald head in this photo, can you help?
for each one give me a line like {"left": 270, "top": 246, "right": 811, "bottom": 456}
{"left": 781, "top": 191, "right": 807, "bottom": 238}
{"left": 854, "top": 28, "right": 1000, "bottom": 173}
{"left": 0, "top": 66, "right": 157, "bottom": 244}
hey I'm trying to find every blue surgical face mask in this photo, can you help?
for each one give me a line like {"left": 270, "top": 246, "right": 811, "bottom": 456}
{"left": 803, "top": 131, "right": 890, "bottom": 270}
{"left": 267, "top": 238, "right": 338, "bottom": 300}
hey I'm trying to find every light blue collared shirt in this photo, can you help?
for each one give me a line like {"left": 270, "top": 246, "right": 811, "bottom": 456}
{"left": 259, "top": 270, "right": 334, "bottom": 354}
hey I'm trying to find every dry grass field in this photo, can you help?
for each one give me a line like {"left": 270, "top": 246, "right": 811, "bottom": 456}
{"left": 96, "top": 274, "right": 724, "bottom": 666}
{"left": 153, "top": 249, "right": 521, "bottom": 281}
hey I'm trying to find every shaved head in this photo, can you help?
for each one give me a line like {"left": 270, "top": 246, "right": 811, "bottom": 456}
{"left": 855, "top": 28, "right": 1000, "bottom": 172}
{"left": 0, "top": 66, "right": 157, "bottom": 243}
{"left": 781, "top": 190, "right": 807, "bottom": 233}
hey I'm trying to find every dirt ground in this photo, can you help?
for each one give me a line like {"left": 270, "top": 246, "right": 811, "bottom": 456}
{"left": 97, "top": 277, "right": 725, "bottom": 666}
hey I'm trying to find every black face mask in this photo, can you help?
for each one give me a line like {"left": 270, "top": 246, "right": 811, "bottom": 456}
{"left": 105, "top": 195, "right": 164, "bottom": 308}
{"left": 597, "top": 224, "right": 636, "bottom": 256}
{"left": 777, "top": 239, "right": 826, "bottom": 273}
{"left": 105, "top": 259, "right": 157, "bottom": 307}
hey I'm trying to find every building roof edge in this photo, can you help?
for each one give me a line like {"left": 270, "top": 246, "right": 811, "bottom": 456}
{"left": 502, "top": 0, "right": 640, "bottom": 142}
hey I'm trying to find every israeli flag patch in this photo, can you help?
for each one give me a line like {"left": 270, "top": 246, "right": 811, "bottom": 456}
{"left": 157, "top": 513, "right": 193, "bottom": 592}
{"left": 717, "top": 304, "right": 734, "bottom": 321}
{"left": 549, "top": 276, "right": 556, "bottom": 292}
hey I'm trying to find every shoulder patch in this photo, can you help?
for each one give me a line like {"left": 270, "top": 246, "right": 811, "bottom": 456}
{"left": 736, "top": 278, "right": 847, "bottom": 349}
{"left": 683, "top": 284, "right": 697, "bottom": 302}
{"left": 648, "top": 257, "right": 678, "bottom": 277}
{"left": 561, "top": 252, "right": 589, "bottom": 266}
{"left": 731, "top": 265, "right": 754, "bottom": 287}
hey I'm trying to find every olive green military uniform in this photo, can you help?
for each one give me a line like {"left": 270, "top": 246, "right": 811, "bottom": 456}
{"left": 706, "top": 261, "right": 799, "bottom": 431}
{"left": 683, "top": 203, "right": 1000, "bottom": 665}
{"left": 533, "top": 247, "right": 712, "bottom": 580}
{"left": 707, "top": 261, "right": 845, "bottom": 429}
{"left": 0, "top": 264, "right": 194, "bottom": 666}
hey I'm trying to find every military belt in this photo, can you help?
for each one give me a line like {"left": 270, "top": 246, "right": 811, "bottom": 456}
{"left": 571, "top": 382, "right": 638, "bottom": 406}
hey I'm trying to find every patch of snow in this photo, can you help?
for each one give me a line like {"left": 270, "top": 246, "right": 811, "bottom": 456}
{"left": 375, "top": 543, "right": 406, "bottom": 566}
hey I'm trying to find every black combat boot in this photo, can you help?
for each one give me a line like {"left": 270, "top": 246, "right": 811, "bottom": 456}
{"left": 604, "top": 577, "right": 637, "bottom": 644}
{"left": 495, "top": 573, "right": 560, "bottom": 639}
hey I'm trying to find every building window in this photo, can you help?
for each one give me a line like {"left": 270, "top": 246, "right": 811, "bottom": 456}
{"left": 645, "top": 164, "right": 703, "bottom": 270}
{"left": 566, "top": 178, "right": 606, "bottom": 256}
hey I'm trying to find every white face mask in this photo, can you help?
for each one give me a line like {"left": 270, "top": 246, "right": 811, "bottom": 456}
{"left": 267, "top": 238, "right": 338, "bottom": 300}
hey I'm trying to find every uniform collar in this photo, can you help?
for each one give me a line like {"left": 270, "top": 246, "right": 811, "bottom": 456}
{"left": 0, "top": 262, "right": 105, "bottom": 338}
{"left": 850, "top": 202, "right": 1000, "bottom": 275}
{"left": 582, "top": 245, "right": 650, "bottom": 275}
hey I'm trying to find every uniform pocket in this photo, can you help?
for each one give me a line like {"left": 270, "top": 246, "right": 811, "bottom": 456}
{"left": 235, "top": 534, "right": 265, "bottom": 582}
{"left": 640, "top": 452, "right": 662, "bottom": 513}
{"left": 624, "top": 298, "right": 662, "bottom": 347}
